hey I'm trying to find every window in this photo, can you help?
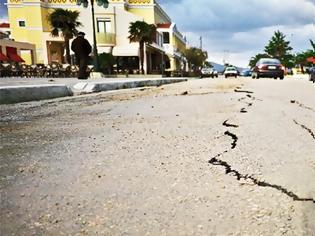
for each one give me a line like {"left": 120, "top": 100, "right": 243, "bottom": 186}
{"left": 163, "top": 32, "right": 170, "bottom": 44}
{"left": 18, "top": 20, "right": 25, "bottom": 27}
{"left": 97, "top": 18, "right": 111, "bottom": 33}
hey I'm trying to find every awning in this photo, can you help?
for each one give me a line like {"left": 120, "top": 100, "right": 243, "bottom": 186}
{"left": 112, "top": 46, "right": 139, "bottom": 57}
{"left": 0, "top": 52, "right": 9, "bottom": 61}
{"left": 306, "top": 57, "right": 315, "bottom": 64}
{"left": 7, "top": 53, "right": 25, "bottom": 62}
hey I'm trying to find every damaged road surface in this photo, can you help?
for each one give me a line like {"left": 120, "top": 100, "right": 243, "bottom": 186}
{"left": 1, "top": 78, "right": 315, "bottom": 235}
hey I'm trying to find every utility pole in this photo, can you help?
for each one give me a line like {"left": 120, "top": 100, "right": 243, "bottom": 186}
{"left": 223, "top": 49, "right": 229, "bottom": 65}
{"left": 199, "top": 36, "right": 202, "bottom": 50}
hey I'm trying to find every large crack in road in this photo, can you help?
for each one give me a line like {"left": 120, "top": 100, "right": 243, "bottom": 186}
{"left": 291, "top": 100, "right": 315, "bottom": 112}
{"left": 224, "top": 131, "right": 238, "bottom": 149}
{"left": 293, "top": 120, "right": 315, "bottom": 140}
{"left": 222, "top": 120, "right": 239, "bottom": 128}
{"left": 209, "top": 88, "right": 315, "bottom": 204}
{"left": 209, "top": 157, "right": 315, "bottom": 203}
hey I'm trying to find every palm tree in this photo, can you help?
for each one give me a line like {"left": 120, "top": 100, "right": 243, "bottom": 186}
{"left": 128, "top": 21, "right": 156, "bottom": 74}
{"left": 264, "top": 31, "right": 293, "bottom": 67}
{"left": 310, "top": 39, "right": 315, "bottom": 52}
{"left": 184, "top": 47, "right": 208, "bottom": 72}
{"left": 48, "top": 9, "right": 82, "bottom": 64}
{"left": 248, "top": 53, "right": 270, "bottom": 68}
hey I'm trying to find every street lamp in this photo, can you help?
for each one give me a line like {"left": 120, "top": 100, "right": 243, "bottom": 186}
{"left": 77, "top": 0, "right": 109, "bottom": 72}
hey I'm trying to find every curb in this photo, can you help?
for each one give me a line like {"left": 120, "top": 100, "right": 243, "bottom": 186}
{"left": 72, "top": 78, "right": 188, "bottom": 94}
{"left": 0, "top": 78, "right": 188, "bottom": 105}
{"left": 0, "top": 84, "right": 73, "bottom": 105}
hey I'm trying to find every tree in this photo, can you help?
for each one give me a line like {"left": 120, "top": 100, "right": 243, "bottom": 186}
{"left": 294, "top": 40, "right": 315, "bottom": 73}
{"left": 184, "top": 47, "right": 208, "bottom": 71}
{"left": 264, "top": 30, "right": 294, "bottom": 67}
{"left": 48, "top": 9, "right": 82, "bottom": 64}
{"left": 128, "top": 21, "right": 156, "bottom": 74}
{"left": 204, "top": 61, "right": 213, "bottom": 68}
{"left": 248, "top": 53, "right": 270, "bottom": 68}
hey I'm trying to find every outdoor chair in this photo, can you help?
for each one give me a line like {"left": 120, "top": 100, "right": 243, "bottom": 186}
{"left": 20, "top": 64, "right": 31, "bottom": 77}
{"left": 10, "top": 63, "right": 21, "bottom": 77}
{"left": 69, "top": 65, "right": 79, "bottom": 77}
{"left": 1, "top": 63, "right": 11, "bottom": 77}
{"left": 50, "top": 62, "right": 61, "bottom": 77}
{"left": 60, "top": 64, "right": 71, "bottom": 77}
{"left": 0, "top": 63, "right": 4, "bottom": 77}
{"left": 35, "top": 64, "right": 46, "bottom": 77}
{"left": 29, "top": 64, "right": 39, "bottom": 77}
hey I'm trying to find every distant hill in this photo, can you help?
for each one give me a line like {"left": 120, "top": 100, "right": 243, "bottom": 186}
{"left": 210, "top": 62, "right": 225, "bottom": 72}
{"left": 209, "top": 62, "right": 247, "bottom": 72}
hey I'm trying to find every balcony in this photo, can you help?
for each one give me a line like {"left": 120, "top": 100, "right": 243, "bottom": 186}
{"left": 96, "top": 33, "right": 116, "bottom": 45}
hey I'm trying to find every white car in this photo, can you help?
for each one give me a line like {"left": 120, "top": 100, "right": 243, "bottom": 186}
{"left": 224, "top": 67, "right": 238, "bottom": 78}
{"left": 200, "top": 67, "right": 218, "bottom": 78}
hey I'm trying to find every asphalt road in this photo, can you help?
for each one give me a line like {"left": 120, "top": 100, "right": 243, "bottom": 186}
{"left": 1, "top": 77, "right": 314, "bottom": 235}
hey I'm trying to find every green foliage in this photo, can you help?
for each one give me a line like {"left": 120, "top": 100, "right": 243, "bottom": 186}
{"left": 249, "top": 31, "right": 295, "bottom": 68}
{"left": 128, "top": 21, "right": 156, "bottom": 45}
{"left": 128, "top": 21, "right": 157, "bottom": 74}
{"left": 248, "top": 53, "right": 270, "bottom": 68}
{"left": 184, "top": 47, "right": 208, "bottom": 71}
{"left": 204, "top": 61, "right": 213, "bottom": 68}
{"left": 48, "top": 9, "right": 82, "bottom": 64}
{"left": 264, "top": 31, "right": 293, "bottom": 67}
{"left": 48, "top": 9, "right": 81, "bottom": 39}
{"left": 98, "top": 53, "right": 115, "bottom": 74}
{"left": 293, "top": 39, "right": 315, "bottom": 70}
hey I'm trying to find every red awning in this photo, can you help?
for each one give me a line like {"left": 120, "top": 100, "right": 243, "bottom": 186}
{"left": 0, "top": 52, "right": 9, "bottom": 61}
{"left": 7, "top": 53, "right": 25, "bottom": 63}
{"left": 306, "top": 57, "right": 315, "bottom": 63}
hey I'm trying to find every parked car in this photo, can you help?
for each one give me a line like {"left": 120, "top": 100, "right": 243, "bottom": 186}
{"left": 310, "top": 67, "right": 315, "bottom": 83}
{"left": 200, "top": 67, "right": 217, "bottom": 78}
{"left": 212, "top": 69, "right": 219, "bottom": 78}
{"left": 240, "top": 69, "right": 252, "bottom": 77}
{"left": 252, "top": 58, "right": 285, "bottom": 80}
{"left": 224, "top": 66, "right": 238, "bottom": 78}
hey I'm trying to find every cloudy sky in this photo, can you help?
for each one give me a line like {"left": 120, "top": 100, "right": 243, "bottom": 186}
{"left": 0, "top": 0, "right": 7, "bottom": 22}
{"left": 1, "top": 0, "right": 314, "bottom": 66}
{"left": 157, "top": 0, "right": 315, "bottom": 67}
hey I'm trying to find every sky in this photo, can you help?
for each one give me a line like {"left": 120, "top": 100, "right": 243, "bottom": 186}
{"left": 1, "top": 0, "right": 314, "bottom": 66}
{"left": 157, "top": 0, "right": 315, "bottom": 67}
{"left": 0, "top": 0, "right": 7, "bottom": 23}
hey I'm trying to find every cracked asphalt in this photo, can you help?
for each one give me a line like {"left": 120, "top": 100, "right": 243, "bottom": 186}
{"left": 1, "top": 77, "right": 315, "bottom": 235}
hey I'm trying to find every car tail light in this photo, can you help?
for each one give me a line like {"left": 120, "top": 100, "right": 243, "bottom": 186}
{"left": 280, "top": 65, "right": 285, "bottom": 71}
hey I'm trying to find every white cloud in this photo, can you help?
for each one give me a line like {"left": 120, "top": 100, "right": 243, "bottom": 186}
{"left": 184, "top": 24, "right": 315, "bottom": 67}
{"left": 158, "top": 0, "right": 315, "bottom": 67}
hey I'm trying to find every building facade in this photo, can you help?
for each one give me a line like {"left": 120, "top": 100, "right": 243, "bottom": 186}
{"left": 6, "top": 0, "right": 187, "bottom": 74}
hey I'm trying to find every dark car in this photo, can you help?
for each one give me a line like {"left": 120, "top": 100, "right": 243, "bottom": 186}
{"left": 240, "top": 69, "right": 252, "bottom": 77}
{"left": 252, "top": 58, "right": 285, "bottom": 80}
{"left": 310, "top": 67, "right": 315, "bottom": 83}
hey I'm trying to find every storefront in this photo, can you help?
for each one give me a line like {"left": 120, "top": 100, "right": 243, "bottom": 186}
{"left": 0, "top": 39, "right": 36, "bottom": 64}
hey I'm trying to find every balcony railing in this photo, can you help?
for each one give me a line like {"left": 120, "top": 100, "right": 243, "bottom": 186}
{"left": 96, "top": 33, "right": 116, "bottom": 45}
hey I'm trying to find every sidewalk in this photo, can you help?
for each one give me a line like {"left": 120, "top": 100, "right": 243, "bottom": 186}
{"left": 0, "top": 77, "right": 188, "bottom": 104}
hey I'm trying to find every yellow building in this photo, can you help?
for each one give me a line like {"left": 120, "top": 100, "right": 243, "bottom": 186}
{"left": 7, "top": 0, "right": 187, "bottom": 74}
{"left": 157, "top": 23, "right": 187, "bottom": 75}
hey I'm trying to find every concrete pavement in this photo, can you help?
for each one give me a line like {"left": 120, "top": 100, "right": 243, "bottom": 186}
{"left": 0, "top": 77, "right": 188, "bottom": 104}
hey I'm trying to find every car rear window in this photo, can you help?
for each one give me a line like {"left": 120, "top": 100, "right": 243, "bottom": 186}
{"left": 258, "top": 58, "right": 280, "bottom": 65}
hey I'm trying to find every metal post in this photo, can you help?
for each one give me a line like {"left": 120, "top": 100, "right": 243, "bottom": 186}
{"left": 91, "top": 0, "right": 100, "bottom": 72}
